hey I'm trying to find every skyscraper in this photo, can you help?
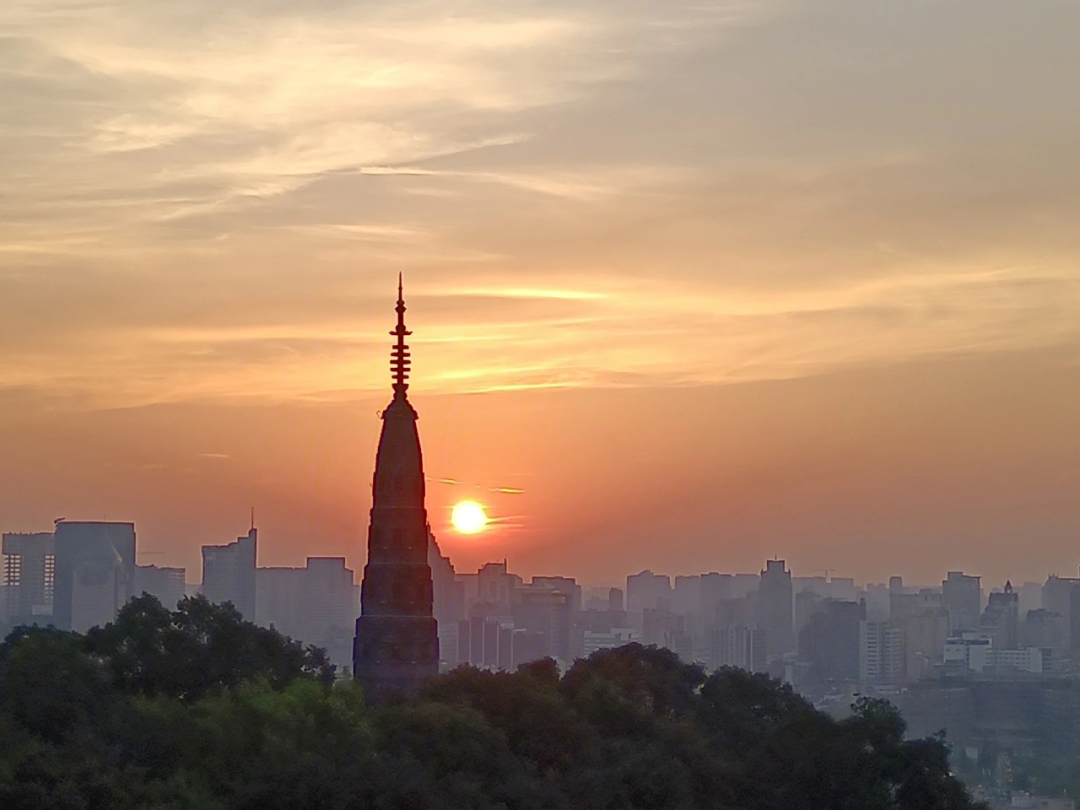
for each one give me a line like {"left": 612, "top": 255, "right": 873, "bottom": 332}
{"left": 942, "top": 571, "right": 981, "bottom": 633}
{"left": 301, "top": 557, "right": 356, "bottom": 668}
{"left": 133, "top": 564, "right": 186, "bottom": 610}
{"left": 354, "top": 278, "right": 438, "bottom": 697}
{"left": 52, "top": 521, "right": 136, "bottom": 633}
{"left": 981, "top": 580, "right": 1020, "bottom": 650}
{"left": 2, "top": 532, "right": 55, "bottom": 626}
{"left": 759, "top": 559, "right": 794, "bottom": 658}
{"left": 201, "top": 527, "right": 257, "bottom": 620}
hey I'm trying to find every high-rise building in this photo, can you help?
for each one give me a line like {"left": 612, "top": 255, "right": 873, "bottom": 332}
{"left": 799, "top": 599, "right": 865, "bottom": 682}
{"left": 53, "top": 521, "right": 136, "bottom": 633}
{"left": 900, "top": 606, "right": 951, "bottom": 682}
{"left": 302, "top": 557, "right": 356, "bottom": 668}
{"left": 532, "top": 576, "right": 582, "bottom": 614}
{"left": 252, "top": 557, "right": 357, "bottom": 668}
{"left": 794, "top": 588, "right": 824, "bottom": 636}
{"left": 1041, "top": 574, "right": 1075, "bottom": 620}
{"left": 717, "top": 625, "right": 767, "bottom": 673}
{"left": 759, "top": 559, "right": 794, "bottom": 659}
{"left": 428, "top": 533, "right": 465, "bottom": 667}
{"left": 942, "top": 571, "right": 982, "bottom": 633}
{"left": 255, "top": 565, "right": 305, "bottom": 638}
{"left": 2, "top": 532, "right": 55, "bottom": 626}
{"left": 512, "top": 586, "right": 573, "bottom": 663}
{"left": 354, "top": 279, "right": 438, "bottom": 697}
{"left": 699, "top": 573, "right": 731, "bottom": 617}
{"left": 626, "top": 570, "right": 672, "bottom": 629}
{"left": 582, "top": 627, "right": 638, "bottom": 656}
{"left": 859, "top": 620, "right": 905, "bottom": 683}
{"left": 889, "top": 576, "right": 919, "bottom": 621}
{"left": 829, "top": 577, "right": 857, "bottom": 602}
{"left": 133, "top": 564, "right": 186, "bottom": 610}
{"left": 980, "top": 581, "right": 1020, "bottom": 650}
{"left": 202, "top": 527, "right": 257, "bottom": 620}
{"left": 672, "top": 575, "right": 701, "bottom": 617}
{"left": 608, "top": 587, "right": 625, "bottom": 613}
{"left": 473, "top": 561, "right": 517, "bottom": 619}
{"left": 1018, "top": 581, "right": 1042, "bottom": 616}
{"left": 456, "top": 615, "right": 513, "bottom": 669}
{"left": 865, "top": 583, "right": 890, "bottom": 621}
{"left": 1022, "top": 609, "right": 1067, "bottom": 658}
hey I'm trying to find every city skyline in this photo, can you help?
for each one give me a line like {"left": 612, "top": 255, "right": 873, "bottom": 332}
{"left": 2, "top": 0, "right": 1080, "bottom": 586}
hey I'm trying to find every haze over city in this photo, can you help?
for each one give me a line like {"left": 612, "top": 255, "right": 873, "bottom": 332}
{"left": 2, "top": 0, "right": 1080, "bottom": 588}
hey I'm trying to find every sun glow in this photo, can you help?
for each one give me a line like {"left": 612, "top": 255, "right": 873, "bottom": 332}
{"left": 451, "top": 500, "right": 489, "bottom": 534}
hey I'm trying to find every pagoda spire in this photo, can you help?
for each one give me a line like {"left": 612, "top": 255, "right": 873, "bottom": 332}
{"left": 390, "top": 273, "right": 412, "bottom": 398}
{"left": 354, "top": 276, "right": 438, "bottom": 699}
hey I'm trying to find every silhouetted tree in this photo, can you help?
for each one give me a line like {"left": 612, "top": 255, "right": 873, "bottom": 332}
{"left": 85, "top": 593, "right": 335, "bottom": 699}
{"left": 0, "top": 620, "right": 989, "bottom": 810}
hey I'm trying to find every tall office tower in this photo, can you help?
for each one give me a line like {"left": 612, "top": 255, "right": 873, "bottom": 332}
{"left": 900, "top": 605, "right": 951, "bottom": 682}
{"left": 626, "top": 570, "right": 672, "bottom": 633}
{"left": 1042, "top": 574, "right": 1076, "bottom": 626}
{"left": 428, "top": 533, "right": 465, "bottom": 666}
{"left": 608, "top": 587, "right": 625, "bottom": 613}
{"left": 512, "top": 585, "right": 573, "bottom": 662}
{"left": 354, "top": 279, "right": 438, "bottom": 697}
{"left": 889, "top": 576, "right": 919, "bottom": 620}
{"left": 202, "top": 527, "right": 257, "bottom": 620}
{"left": 2, "top": 532, "right": 55, "bottom": 626}
{"left": 473, "top": 561, "right": 517, "bottom": 619}
{"left": 942, "top": 571, "right": 982, "bottom": 632}
{"left": 799, "top": 599, "right": 866, "bottom": 682}
{"left": 718, "top": 624, "right": 767, "bottom": 673}
{"left": 1018, "top": 581, "right": 1042, "bottom": 616}
{"left": 1022, "top": 609, "right": 1068, "bottom": 658}
{"left": 731, "top": 573, "right": 760, "bottom": 600}
{"left": 532, "top": 576, "right": 582, "bottom": 614}
{"left": 133, "top": 564, "right": 186, "bottom": 610}
{"left": 255, "top": 565, "right": 305, "bottom": 639}
{"left": 699, "top": 573, "right": 731, "bottom": 615}
{"left": 53, "top": 521, "right": 136, "bottom": 633}
{"left": 672, "top": 575, "right": 702, "bottom": 617}
{"left": 864, "top": 583, "right": 890, "bottom": 621}
{"left": 980, "top": 581, "right": 1020, "bottom": 650}
{"left": 759, "top": 559, "right": 794, "bottom": 658}
{"left": 829, "top": 577, "right": 858, "bottom": 602}
{"left": 794, "top": 588, "right": 824, "bottom": 636}
{"left": 302, "top": 557, "right": 356, "bottom": 668}
{"left": 859, "top": 620, "right": 905, "bottom": 683}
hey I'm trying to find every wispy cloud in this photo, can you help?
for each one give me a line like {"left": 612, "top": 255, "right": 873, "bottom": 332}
{"left": 1, "top": 0, "right": 1078, "bottom": 408}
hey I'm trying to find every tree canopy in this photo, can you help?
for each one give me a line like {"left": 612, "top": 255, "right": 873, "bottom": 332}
{"left": 0, "top": 599, "right": 986, "bottom": 810}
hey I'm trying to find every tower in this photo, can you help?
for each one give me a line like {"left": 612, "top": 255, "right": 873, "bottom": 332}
{"left": 354, "top": 277, "right": 439, "bottom": 696}
{"left": 759, "top": 559, "right": 794, "bottom": 659}
{"left": 201, "top": 527, "right": 257, "bottom": 620}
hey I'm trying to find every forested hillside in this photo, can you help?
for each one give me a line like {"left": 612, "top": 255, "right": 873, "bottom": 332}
{"left": 0, "top": 595, "right": 985, "bottom": 810}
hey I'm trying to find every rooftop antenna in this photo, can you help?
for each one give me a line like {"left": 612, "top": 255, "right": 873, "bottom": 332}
{"left": 250, "top": 507, "right": 255, "bottom": 532}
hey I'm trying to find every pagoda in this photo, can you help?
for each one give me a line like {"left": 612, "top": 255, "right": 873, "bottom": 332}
{"left": 353, "top": 277, "right": 438, "bottom": 697}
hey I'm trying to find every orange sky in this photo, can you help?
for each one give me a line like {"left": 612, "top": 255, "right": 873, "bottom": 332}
{"left": 1, "top": 0, "right": 1079, "bottom": 587}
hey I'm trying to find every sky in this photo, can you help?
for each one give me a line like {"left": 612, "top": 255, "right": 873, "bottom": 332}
{"left": 1, "top": 0, "right": 1079, "bottom": 588}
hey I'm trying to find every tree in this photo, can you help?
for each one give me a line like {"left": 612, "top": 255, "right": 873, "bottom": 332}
{"left": 86, "top": 594, "right": 335, "bottom": 700}
{"left": 0, "top": 626, "right": 116, "bottom": 743}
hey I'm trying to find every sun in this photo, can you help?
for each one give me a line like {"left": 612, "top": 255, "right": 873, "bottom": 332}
{"left": 451, "top": 501, "right": 489, "bottom": 534}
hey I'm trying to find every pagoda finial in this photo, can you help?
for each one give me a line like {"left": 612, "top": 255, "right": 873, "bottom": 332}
{"left": 390, "top": 274, "right": 412, "bottom": 397}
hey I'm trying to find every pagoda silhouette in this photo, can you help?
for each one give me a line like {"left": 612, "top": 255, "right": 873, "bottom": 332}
{"left": 353, "top": 277, "right": 439, "bottom": 697}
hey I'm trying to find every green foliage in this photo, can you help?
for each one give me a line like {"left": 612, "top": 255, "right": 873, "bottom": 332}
{"left": 86, "top": 594, "right": 336, "bottom": 700}
{"left": 0, "top": 606, "right": 987, "bottom": 810}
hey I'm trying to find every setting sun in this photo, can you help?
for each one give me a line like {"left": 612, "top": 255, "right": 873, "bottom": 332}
{"left": 451, "top": 501, "right": 489, "bottom": 534}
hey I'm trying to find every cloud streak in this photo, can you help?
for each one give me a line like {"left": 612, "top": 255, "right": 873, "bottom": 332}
{"left": 0, "top": 0, "right": 1078, "bottom": 410}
